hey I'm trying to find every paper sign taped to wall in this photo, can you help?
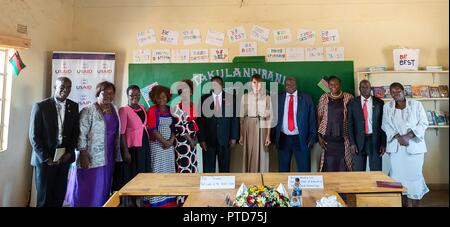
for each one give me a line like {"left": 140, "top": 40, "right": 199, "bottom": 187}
{"left": 393, "top": 48, "right": 420, "bottom": 71}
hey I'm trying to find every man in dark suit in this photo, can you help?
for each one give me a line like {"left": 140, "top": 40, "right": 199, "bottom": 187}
{"left": 29, "top": 77, "right": 80, "bottom": 207}
{"left": 198, "top": 76, "right": 239, "bottom": 173}
{"left": 348, "top": 79, "right": 386, "bottom": 171}
{"left": 274, "top": 77, "right": 317, "bottom": 172}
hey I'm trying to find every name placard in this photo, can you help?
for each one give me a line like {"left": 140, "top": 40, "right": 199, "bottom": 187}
{"left": 200, "top": 176, "right": 235, "bottom": 190}
{"left": 288, "top": 176, "right": 324, "bottom": 189}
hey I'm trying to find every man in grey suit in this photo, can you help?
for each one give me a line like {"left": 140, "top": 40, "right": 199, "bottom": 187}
{"left": 348, "top": 80, "right": 386, "bottom": 171}
{"left": 29, "top": 77, "right": 80, "bottom": 207}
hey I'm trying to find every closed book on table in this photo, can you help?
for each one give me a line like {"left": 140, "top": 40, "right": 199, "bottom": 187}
{"left": 376, "top": 181, "right": 403, "bottom": 188}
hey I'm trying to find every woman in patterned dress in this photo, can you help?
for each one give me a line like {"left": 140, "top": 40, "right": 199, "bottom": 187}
{"left": 146, "top": 85, "right": 177, "bottom": 207}
{"left": 317, "top": 76, "right": 354, "bottom": 172}
{"left": 172, "top": 79, "right": 199, "bottom": 173}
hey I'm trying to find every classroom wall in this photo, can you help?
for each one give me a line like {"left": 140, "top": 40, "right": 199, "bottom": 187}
{"left": 71, "top": 0, "right": 449, "bottom": 183}
{"left": 0, "top": 0, "right": 74, "bottom": 206}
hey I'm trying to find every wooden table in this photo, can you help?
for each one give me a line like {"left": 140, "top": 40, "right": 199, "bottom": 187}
{"left": 262, "top": 172, "right": 405, "bottom": 207}
{"left": 108, "top": 172, "right": 403, "bottom": 207}
{"left": 119, "top": 173, "right": 262, "bottom": 196}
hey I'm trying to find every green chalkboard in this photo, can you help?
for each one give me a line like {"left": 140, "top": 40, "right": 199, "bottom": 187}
{"left": 129, "top": 60, "right": 354, "bottom": 108}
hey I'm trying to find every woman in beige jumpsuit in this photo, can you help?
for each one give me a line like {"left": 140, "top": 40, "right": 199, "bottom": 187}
{"left": 239, "top": 74, "right": 273, "bottom": 173}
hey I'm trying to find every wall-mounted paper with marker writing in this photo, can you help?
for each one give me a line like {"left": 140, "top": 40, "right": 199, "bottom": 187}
{"left": 133, "top": 49, "right": 151, "bottom": 63}
{"left": 273, "top": 28, "right": 292, "bottom": 44}
{"left": 239, "top": 42, "right": 257, "bottom": 56}
{"left": 137, "top": 29, "right": 156, "bottom": 46}
{"left": 325, "top": 47, "right": 345, "bottom": 61}
{"left": 251, "top": 25, "right": 270, "bottom": 43}
{"left": 152, "top": 49, "right": 171, "bottom": 63}
{"left": 267, "top": 48, "right": 286, "bottom": 62}
{"left": 286, "top": 47, "right": 305, "bottom": 62}
{"left": 182, "top": 29, "right": 202, "bottom": 45}
{"left": 171, "top": 49, "right": 190, "bottom": 63}
{"left": 297, "top": 29, "right": 316, "bottom": 45}
{"left": 160, "top": 29, "right": 179, "bottom": 45}
{"left": 321, "top": 29, "right": 340, "bottom": 45}
{"left": 210, "top": 48, "right": 229, "bottom": 63}
{"left": 306, "top": 47, "right": 324, "bottom": 61}
{"left": 206, "top": 30, "right": 225, "bottom": 46}
{"left": 228, "top": 26, "right": 246, "bottom": 43}
{"left": 190, "top": 49, "right": 209, "bottom": 63}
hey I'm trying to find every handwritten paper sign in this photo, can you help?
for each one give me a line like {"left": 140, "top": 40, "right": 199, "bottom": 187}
{"left": 273, "top": 28, "right": 292, "bottom": 44}
{"left": 228, "top": 26, "right": 247, "bottom": 43}
{"left": 210, "top": 48, "right": 229, "bottom": 62}
{"left": 288, "top": 176, "right": 324, "bottom": 189}
{"left": 152, "top": 49, "right": 171, "bottom": 63}
{"left": 267, "top": 48, "right": 286, "bottom": 62}
{"left": 321, "top": 29, "right": 340, "bottom": 45}
{"left": 286, "top": 47, "right": 305, "bottom": 62}
{"left": 239, "top": 42, "right": 257, "bottom": 56}
{"left": 200, "top": 176, "right": 235, "bottom": 190}
{"left": 206, "top": 30, "right": 225, "bottom": 46}
{"left": 137, "top": 29, "right": 156, "bottom": 46}
{"left": 133, "top": 49, "right": 151, "bottom": 63}
{"left": 171, "top": 49, "right": 190, "bottom": 63}
{"left": 191, "top": 49, "right": 209, "bottom": 63}
{"left": 325, "top": 47, "right": 345, "bottom": 61}
{"left": 305, "top": 47, "right": 324, "bottom": 61}
{"left": 182, "top": 29, "right": 202, "bottom": 45}
{"left": 393, "top": 48, "right": 420, "bottom": 71}
{"left": 160, "top": 29, "right": 179, "bottom": 45}
{"left": 251, "top": 25, "right": 270, "bottom": 43}
{"left": 297, "top": 29, "right": 316, "bottom": 45}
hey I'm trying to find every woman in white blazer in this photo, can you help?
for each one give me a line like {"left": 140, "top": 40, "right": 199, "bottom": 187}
{"left": 381, "top": 82, "right": 429, "bottom": 207}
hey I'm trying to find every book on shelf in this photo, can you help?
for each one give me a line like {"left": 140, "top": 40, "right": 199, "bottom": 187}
{"left": 427, "top": 110, "right": 449, "bottom": 126}
{"left": 404, "top": 85, "right": 412, "bottom": 98}
{"left": 444, "top": 112, "right": 450, "bottom": 125}
{"left": 372, "top": 86, "right": 385, "bottom": 99}
{"left": 425, "top": 66, "right": 443, "bottom": 71}
{"left": 429, "top": 86, "right": 441, "bottom": 98}
{"left": 419, "top": 86, "right": 430, "bottom": 98}
{"left": 426, "top": 110, "right": 436, "bottom": 125}
{"left": 412, "top": 85, "right": 421, "bottom": 98}
{"left": 438, "top": 85, "right": 449, "bottom": 98}
{"left": 367, "top": 66, "right": 387, "bottom": 72}
{"left": 434, "top": 111, "right": 447, "bottom": 126}
{"left": 383, "top": 86, "right": 391, "bottom": 99}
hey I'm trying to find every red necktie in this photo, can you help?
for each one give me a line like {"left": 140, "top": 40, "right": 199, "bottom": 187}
{"left": 288, "top": 95, "right": 295, "bottom": 132}
{"left": 215, "top": 95, "right": 221, "bottom": 113}
{"left": 363, "top": 99, "right": 368, "bottom": 134}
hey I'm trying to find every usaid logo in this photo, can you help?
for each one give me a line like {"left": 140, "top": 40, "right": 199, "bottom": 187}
{"left": 76, "top": 79, "right": 93, "bottom": 90}
{"left": 97, "top": 63, "right": 113, "bottom": 74}
{"left": 77, "top": 63, "right": 93, "bottom": 75}
{"left": 55, "top": 63, "right": 73, "bottom": 75}
{"left": 79, "top": 95, "right": 92, "bottom": 106}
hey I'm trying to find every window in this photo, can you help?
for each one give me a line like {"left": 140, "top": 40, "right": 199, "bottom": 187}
{"left": 0, "top": 48, "right": 12, "bottom": 151}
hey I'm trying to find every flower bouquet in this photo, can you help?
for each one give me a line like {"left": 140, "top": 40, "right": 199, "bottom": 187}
{"left": 232, "top": 184, "right": 290, "bottom": 207}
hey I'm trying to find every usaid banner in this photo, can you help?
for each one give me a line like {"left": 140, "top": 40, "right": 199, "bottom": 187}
{"left": 52, "top": 51, "right": 115, "bottom": 111}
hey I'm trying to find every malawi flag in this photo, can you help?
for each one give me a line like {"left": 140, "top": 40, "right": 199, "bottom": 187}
{"left": 317, "top": 78, "right": 330, "bottom": 93}
{"left": 9, "top": 51, "right": 26, "bottom": 76}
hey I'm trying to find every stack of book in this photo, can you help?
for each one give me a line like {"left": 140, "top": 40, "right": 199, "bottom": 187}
{"left": 426, "top": 110, "right": 449, "bottom": 126}
{"left": 425, "top": 66, "right": 443, "bottom": 71}
{"left": 367, "top": 66, "right": 387, "bottom": 72}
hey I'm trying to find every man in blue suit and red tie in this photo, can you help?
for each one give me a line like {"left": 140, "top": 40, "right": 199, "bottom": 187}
{"left": 274, "top": 77, "right": 317, "bottom": 172}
